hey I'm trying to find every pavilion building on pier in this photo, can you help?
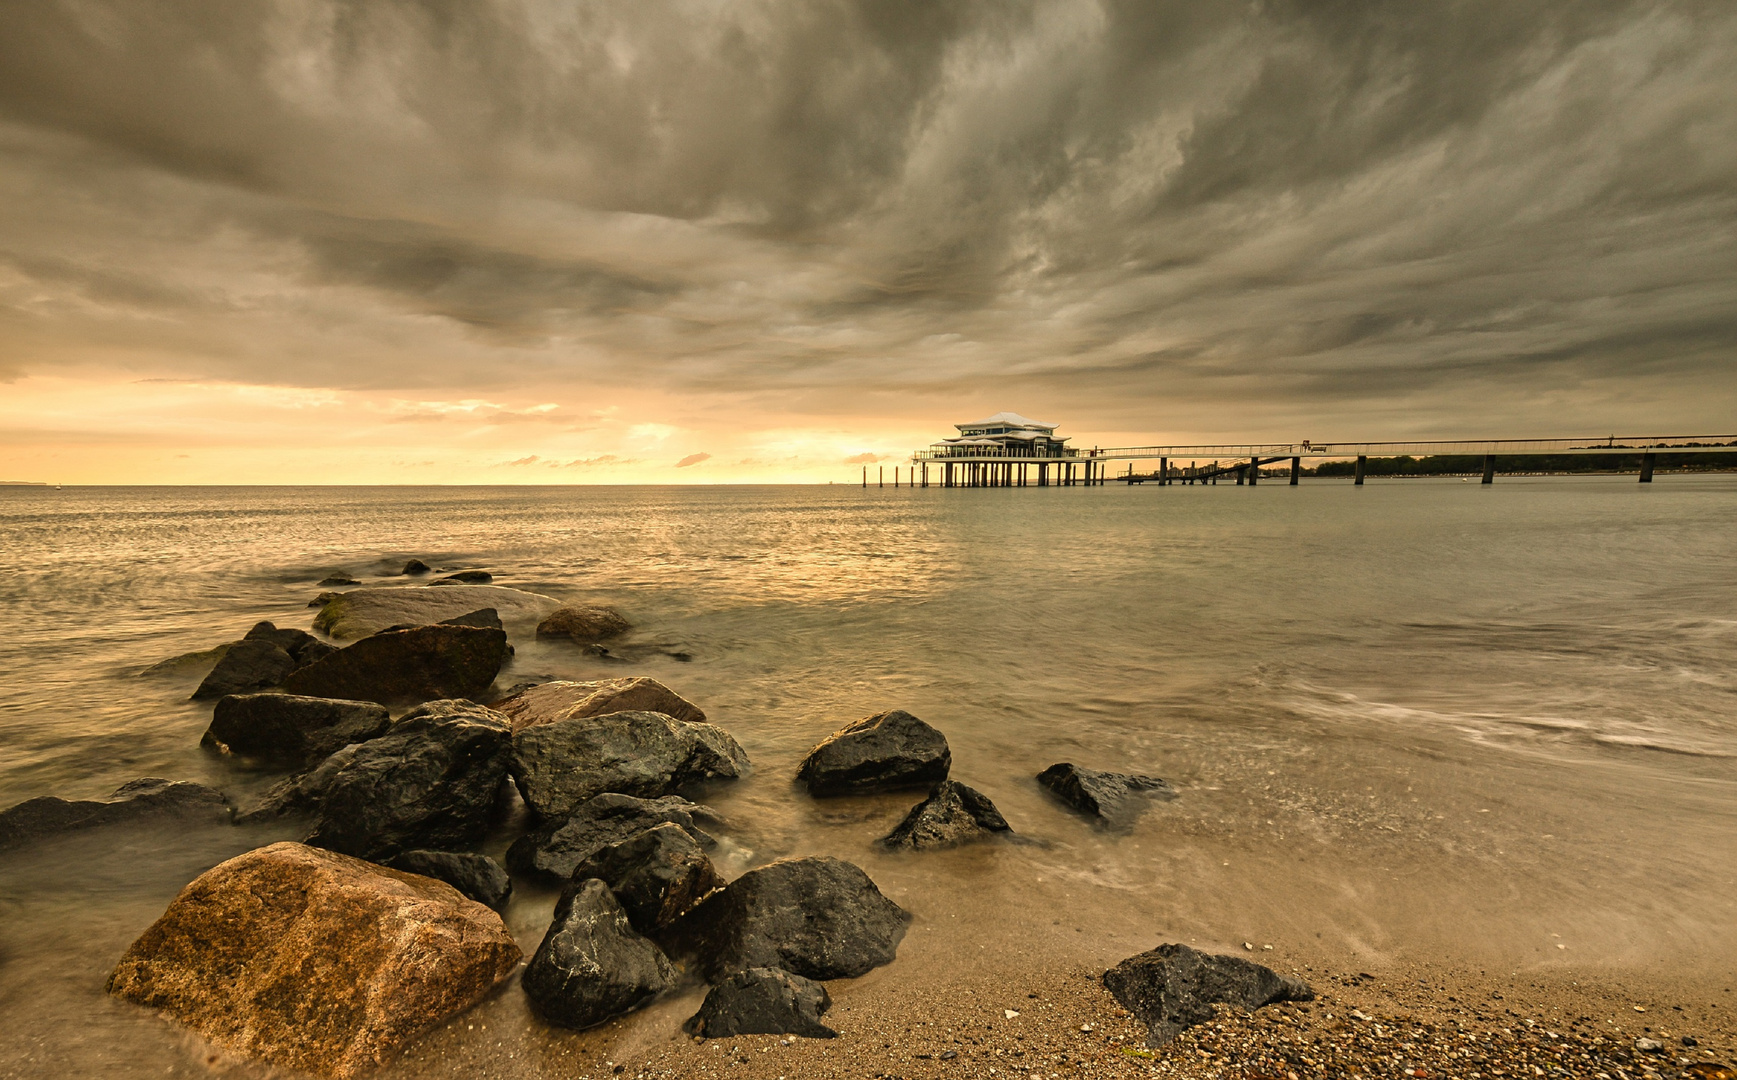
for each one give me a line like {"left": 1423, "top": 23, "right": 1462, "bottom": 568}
{"left": 911, "top": 412, "right": 1106, "bottom": 487}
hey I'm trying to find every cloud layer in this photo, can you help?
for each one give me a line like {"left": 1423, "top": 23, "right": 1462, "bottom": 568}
{"left": 1, "top": 0, "right": 1733, "bottom": 480}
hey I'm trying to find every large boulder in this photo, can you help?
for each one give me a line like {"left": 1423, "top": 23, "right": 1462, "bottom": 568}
{"left": 282, "top": 625, "right": 510, "bottom": 706}
{"left": 244, "top": 620, "right": 338, "bottom": 665}
{"left": 1036, "top": 763, "right": 1177, "bottom": 826}
{"left": 795, "top": 710, "right": 950, "bottom": 796}
{"left": 506, "top": 793, "right": 719, "bottom": 882}
{"left": 433, "top": 570, "right": 493, "bottom": 585}
{"left": 511, "top": 710, "right": 748, "bottom": 819}
{"left": 253, "top": 700, "right": 513, "bottom": 861}
{"left": 668, "top": 856, "right": 909, "bottom": 982}
{"left": 536, "top": 604, "right": 632, "bottom": 644}
{"left": 384, "top": 850, "right": 512, "bottom": 911}
{"left": 521, "top": 878, "right": 674, "bottom": 1030}
{"left": 572, "top": 823, "right": 723, "bottom": 935}
{"left": 493, "top": 677, "right": 707, "bottom": 733}
{"left": 106, "top": 842, "right": 521, "bottom": 1078}
{"left": 0, "top": 779, "right": 229, "bottom": 850}
{"left": 313, "top": 585, "right": 561, "bottom": 640}
{"left": 192, "top": 638, "right": 298, "bottom": 700}
{"left": 203, "top": 694, "right": 392, "bottom": 770}
{"left": 1102, "top": 943, "right": 1315, "bottom": 1046}
{"left": 682, "top": 967, "right": 837, "bottom": 1039}
{"left": 879, "top": 780, "right": 1012, "bottom": 850}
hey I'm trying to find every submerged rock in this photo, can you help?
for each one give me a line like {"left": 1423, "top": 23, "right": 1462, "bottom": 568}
{"left": 505, "top": 793, "right": 718, "bottom": 882}
{"left": 433, "top": 570, "right": 493, "bottom": 585}
{"left": 536, "top": 604, "right": 632, "bottom": 644}
{"left": 137, "top": 643, "right": 233, "bottom": 679}
{"left": 572, "top": 822, "right": 723, "bottom": 935}
{"left": 795, "top": 710, "right": 951, "bottom": 796}
{"left": 682, "top": 967, "right": 837, "bottom": 1039}
{"left": 282, "top": 624, "right": 510, "bottom": 706}
{"left": 203, "top": 694, "right": 391, "bottom": 770}
{"left": 1036, "top": 763, "right": 1176, "bottom": 826}
{"left": 880, "top": 780, "right": 1012, "bottom": 850}
{"left": 402, "top": 559, "right": 432, "bottom": 575}
{"left": 254, "top": 699, "right": 513, "bottom": 861}
{"left": 493, "top": 677, "right": 707, "bottom": 733}
{"left": 1102, "top": 943, "right": 1314, "bottom": 1046}
{"left": 440, "top": 607, "right": 502, "bottom": 629}
{"left": 521, "top": 878, "right": 674, "bottom": 1030}
{"left": 385, "top": 850, "right": 513, "bottom": 911}
{"left": 312, "top": 584, "right": 561, "bottom": 640}
{"left": 0, "top": 779, "right": 229, "bottom": 850}
{"left": 106, "top": 841, "right": 520, "bottom": 1078}
{"left": 669, "top": 856, "right": 909, "bottom": 982}
{"left": 511, "top": 709, "right": 748, "bottom": 819}
{"left": 318, "top": 573, "right": 361, "bottom": 587}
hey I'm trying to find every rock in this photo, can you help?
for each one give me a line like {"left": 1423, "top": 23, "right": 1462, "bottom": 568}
{"left": 281, "top": 624, "right": 510, "bottom": 706}
{"left": 536, "top": 604, "right": 632, "bottom": 643}
{"left": 521, "top": 878, "right": 674, "bottom": 1030}
{"left": 385, "top": 850, "right": 512, "bottom": 911}
{"left": 106, "top": 841, "right": 520, "bottom": 1078}
{"left": 0, "top": 779, "right": 229, "bottom": 850}
{"left": 1036, "top": 763, "right": 1177, "bottom": 826}
{"left": 572, "top": 823, "right": 723, "bottom": 934}
{"left": 1101, "top": 943, "right": 1315, "bottom": 1046}
{"left": 319, "top": 574, "right": 361, "bottom": 587}
{"left": 795, "top": 710, "right": 950, "bottom": 797}
{"left": 433, "top": 570, "right": 493, "bottom": 585}
{"left": 668, "top": 856, "right": 909, "bottom": 981}
{"left": 879, "top": 780, "right": 1011, "bottom": 850}
{"left": 313, "top": 584, "right": 561, "bottom": 639}
{"left": 192, "top": 638, "right": 298, "bottom": 700}
{"left": 511, "top": 710, "right": 748, "bottom": 818}
{"left": 440, "top": 607, "right": 502, "bottom": 629}
{"left": 255, "top": 700, "right": 513, "bottom": 861}
{"left": 245, "top": 620, "right": 338, "bottom": 665}
{"left": 402, "top": 559, "right": 432, "bottom": 575}
{"left": 493, "top": 677, "right": 707, "bottom": 733}
{"left": 1635, "top": 1037, "right": 1665, "bottom": 1052}
{"left": 203, "top": 694, "right": 392, "bottom": 770}
{"left": 682, "top": 967, "right": 836, "bottom": 1039}
{"left": 309, "top": 590, "right": 343, "bottom": 609}
{"left": 505, "top": 793, "right": 719, "bottom": 882}
{"left": 137, "top": 643, "right": 233, "bottom": 678}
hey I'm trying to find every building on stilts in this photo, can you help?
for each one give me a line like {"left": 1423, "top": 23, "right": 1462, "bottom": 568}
{"left": 909, "top": 412, "right": 1106, "bottom": 487}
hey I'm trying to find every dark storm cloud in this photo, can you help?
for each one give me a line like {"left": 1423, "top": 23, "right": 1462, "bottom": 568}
{"left": 0, "top": 0, "right": 1732, "bottom": 432}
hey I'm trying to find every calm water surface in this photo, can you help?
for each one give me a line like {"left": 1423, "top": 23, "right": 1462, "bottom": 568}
{"left": 1, "top": 479, "right": 1733, "bottom": 1075}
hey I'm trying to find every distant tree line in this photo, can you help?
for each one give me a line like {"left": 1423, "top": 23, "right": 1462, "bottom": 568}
{"left": 1306, "top": 452, "right": 1737, "bottom": 477}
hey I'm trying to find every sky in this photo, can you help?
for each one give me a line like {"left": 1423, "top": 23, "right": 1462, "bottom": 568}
{"left": 1, "top": 0, "right": 1733, "bottom": 484}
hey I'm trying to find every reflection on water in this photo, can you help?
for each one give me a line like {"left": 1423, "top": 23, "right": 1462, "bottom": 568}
{"left": 1, "top": 478, "right": 1734, "bottom": 1075}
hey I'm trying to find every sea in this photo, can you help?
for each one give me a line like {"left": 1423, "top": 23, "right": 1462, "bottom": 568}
{"left": 1, "top": 478, "right": 1733, "bottom": 1075}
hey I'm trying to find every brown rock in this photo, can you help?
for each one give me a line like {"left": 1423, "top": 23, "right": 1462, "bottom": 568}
{"left": 106, "top": 841, "right": 521, "bottom": 1078}
{"left": 536, "top": 604, "right": 632, "bottom": 644}
{"left": 493, "top": 677, "right": 706, "bottom": 733}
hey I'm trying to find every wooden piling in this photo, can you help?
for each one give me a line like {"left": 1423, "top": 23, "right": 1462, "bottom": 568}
{"left": 1481, "top": 454, "right": 1495, "bottom": 485}
{"left": 1290, "top": 456, "right": 1300, "bottom": 485}
{"left": 1639, "top": 452, "right": 1655, "bottom": 483}
{"left": 1354, "top": 455, "right": 1367, "bottom": 486}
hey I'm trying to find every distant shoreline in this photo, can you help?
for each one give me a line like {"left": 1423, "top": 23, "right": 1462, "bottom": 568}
{"left": 0, "top": 481, "right": 48, "bottom": 486}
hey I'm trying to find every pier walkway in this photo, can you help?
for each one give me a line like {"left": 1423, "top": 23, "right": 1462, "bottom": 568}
{"left": 892, "top": 435, "right": 1737, "bottom": 488}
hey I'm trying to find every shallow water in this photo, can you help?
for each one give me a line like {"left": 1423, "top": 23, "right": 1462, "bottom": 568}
{"left": 1, "top": 478, "right": 1734, "bottom": 1075}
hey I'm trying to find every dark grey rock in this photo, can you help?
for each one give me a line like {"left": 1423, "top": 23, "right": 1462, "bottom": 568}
{"left": 244, "top": 621, "right": 336, "bottom": 665}
{"left": 522, "top": 878, "right": 674, "bottom": 1030}
{"left": 202, "top": 694, "right": 391, "bottom": 770}
{"left": 192, "top": 638, "right": 297, "bottom": 700}
{"left": 880, "top": 780, "right": 1011, "bottom": 850}
{"left": 505, "top": 793, "right": 718, "bottom": 882}
{"left": 682, "top": 967, "right": 836, "bottom": 1039}
{"left": 667, "top": 856, "right": 909, "bottom": 982}
{"left": 280, "top": 624, "right": 510, "bottom": 706}
{"left": 0, "top": 779, "right": 229, "bottom": 850}
{"left": 137, "top": 643, "right": 234, "bottom": 679}
{"left": 1102, "top": 943, "right": 1314, "bottom": 1046}
{"left": 402, "top": 559, "right": 432, "bottom": 575}
{"left": 385, "top": 849, "right": 513, "bottom": 910}
{"left": 318, "top": 573, "right": 360, "bottom": 587}
{"left": 251, "top": 699, "right": 513, "bottom": 861}
{"left": 572, "top": 822, "right": 723, "bottom": 934}
{"left": 511, "top": 710, "right": 748, "bottom": 819}
{"left": 795, "top": 710, "right": 950, "bottom": 796}
{"left": 1036, "top": 763, "right": 1176, "bottom": 826}
{"left": 433, "top": 570, "right": 493, "bottom": 585}
{"left": 440, "top": 608, "right": 502, "bottom": 629}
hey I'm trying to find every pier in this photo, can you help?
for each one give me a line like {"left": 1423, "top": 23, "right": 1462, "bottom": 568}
{"left": 900, "top": 421, "right": 1737, "bottom": 487}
